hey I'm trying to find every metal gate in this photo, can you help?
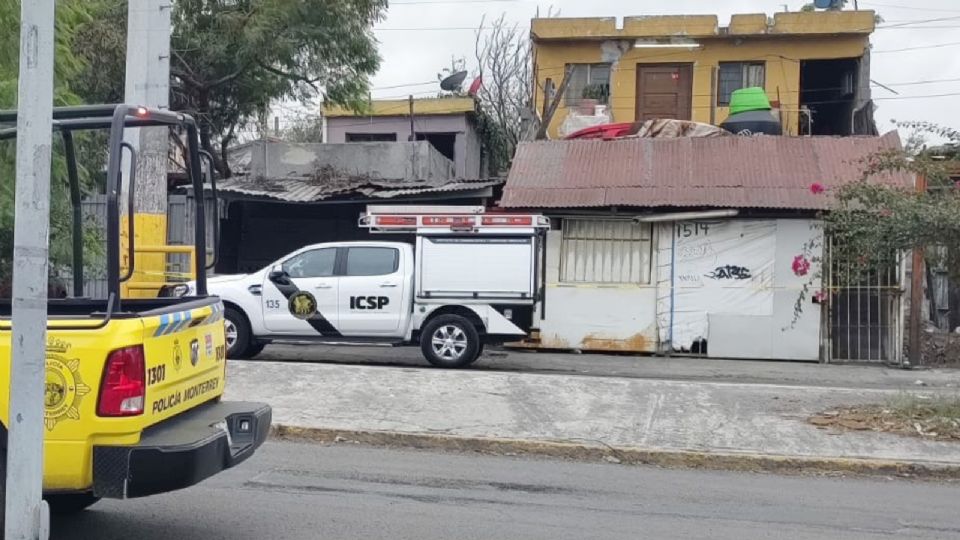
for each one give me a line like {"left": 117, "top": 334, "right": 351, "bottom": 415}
{"left": 825, "top": 238, "right": 903, "bottom": 364}
{"left": 167, "top": 193, "right": 218, "bottom": 280}
{"left": 69, "top": 194, "right": 109, "bottom": 298}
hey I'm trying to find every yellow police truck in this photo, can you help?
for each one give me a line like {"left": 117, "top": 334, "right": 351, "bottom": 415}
{"left": 0, "top": 105, "right": 271, "bottom": 524}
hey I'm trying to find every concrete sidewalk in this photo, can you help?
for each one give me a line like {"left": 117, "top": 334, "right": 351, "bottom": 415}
{"left": 225, "top": 360, "right": 960, "bottom": 476}
{"left": 258, "top": 343, "right": 960, "bottom": 390}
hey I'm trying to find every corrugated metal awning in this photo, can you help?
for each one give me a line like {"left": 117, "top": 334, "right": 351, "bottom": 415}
{"left": 501, "top": 132, "right": 913, "bottom": 210}
{"left": 213, "top": 175, "right": 502, "bottom": 203}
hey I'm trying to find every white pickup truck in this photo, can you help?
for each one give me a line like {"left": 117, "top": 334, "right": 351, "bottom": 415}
{"left": 173, "top": 206, "right": 548, "bottom": 367}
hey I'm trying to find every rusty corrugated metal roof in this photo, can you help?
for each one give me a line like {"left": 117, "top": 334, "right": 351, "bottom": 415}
{"left": 215, "top": 174, "right": 501, "bottom": 203}
{"left": 501, "top": 132, "right": 912, "bottom": 210}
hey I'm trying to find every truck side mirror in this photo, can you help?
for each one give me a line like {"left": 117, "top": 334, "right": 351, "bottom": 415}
{"left": 268, "top": 266, "right": 288, "bottom": 282}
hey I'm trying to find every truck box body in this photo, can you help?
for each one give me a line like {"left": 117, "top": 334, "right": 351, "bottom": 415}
{"left": 416, "top": 236, "right": 536, "bottom": 302}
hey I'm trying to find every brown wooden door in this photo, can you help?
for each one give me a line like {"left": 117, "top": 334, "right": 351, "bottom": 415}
{"left": 635, "top": 64, "right": 693, "bottom": 121}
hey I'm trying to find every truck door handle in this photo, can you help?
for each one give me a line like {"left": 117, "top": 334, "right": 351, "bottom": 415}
{"left": 314, "top": 284, "right": 333, "bottom": 289}
{"left": 380, "top": 282, "right": 397, "bottom": 288}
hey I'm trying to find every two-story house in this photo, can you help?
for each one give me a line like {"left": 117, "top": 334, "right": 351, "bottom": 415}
{"left": 533, "top": 10, "right": 877, "bottom": 138}
{"left": 500, "top": 10, "right": 909, "bottom": 364}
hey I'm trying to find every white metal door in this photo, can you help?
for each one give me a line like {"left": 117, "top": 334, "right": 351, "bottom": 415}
{"left": 262, "top": 247, "right": 340, "bottom": 335}
{"left": 337, "top": 246, "right": 404, "bottom": 336}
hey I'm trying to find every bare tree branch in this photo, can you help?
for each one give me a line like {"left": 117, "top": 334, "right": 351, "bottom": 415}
{"left": 474, "top": 13, "right": 533, "bottom": 171}
{"left": 257, "top": 63, "right": 322, "bottom": 91}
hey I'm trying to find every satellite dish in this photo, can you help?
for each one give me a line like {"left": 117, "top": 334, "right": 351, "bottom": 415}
{"left": 813, "top": 0, "right": 842, "bottom": 8}
{"left": 440, "top": 70, "right": 469, "bottom": 92}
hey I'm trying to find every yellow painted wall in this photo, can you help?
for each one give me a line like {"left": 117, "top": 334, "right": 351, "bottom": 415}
{"left": 532, "top": 12, "right": 874, "bottom": 139}
{"left": 324, "top": 97, "right": 476, "bottom": 118}
{"left": 531, "top": 11, "right": 876, "bottom": 39}
{"left": 535, "top": 35, "right": 869, "bottom": 138}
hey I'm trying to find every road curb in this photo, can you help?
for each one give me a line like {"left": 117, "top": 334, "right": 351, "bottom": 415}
{"left": 270, "top": 425, "right": 960, "bottom": 480}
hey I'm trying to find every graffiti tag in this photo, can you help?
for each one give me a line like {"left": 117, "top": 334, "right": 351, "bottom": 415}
{"left": 705, "top": 265, "right": 752, "bottom": 280}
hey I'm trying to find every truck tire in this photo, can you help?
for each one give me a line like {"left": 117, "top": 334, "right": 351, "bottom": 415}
{"left": 225, "top": 307, "right": 253, "bottom": 359}
{"left": 45, "top": 493, "right": 100, "bottom": 514}
{"left": 239, "top": 342, "right": 266, "bottom": 359}
{"left": 420, "top": 314, "right": 481, "bottom": 368}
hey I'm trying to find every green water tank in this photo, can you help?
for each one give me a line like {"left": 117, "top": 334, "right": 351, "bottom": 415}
{"left": 728, "top": 87, "right": 771, "bottom": 115}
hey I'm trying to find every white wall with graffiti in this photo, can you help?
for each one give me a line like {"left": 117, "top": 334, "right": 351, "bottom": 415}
{"left": 527, "top": 216, "right": 822, "bottom": 360}
{"left": 655, "top": 218, "right": 822, "bottom": 360}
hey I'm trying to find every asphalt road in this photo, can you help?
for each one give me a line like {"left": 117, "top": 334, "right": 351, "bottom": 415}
{"left": 53, "top": 441, "right": 960, "bottom": 540}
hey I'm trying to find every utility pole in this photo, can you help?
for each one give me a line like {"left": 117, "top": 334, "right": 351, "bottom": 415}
{"left": 5, "top": 0, "right": 56, "bottom": 538}
{"left": 408, "top": 95, "right": 416, "bottom": 141}
{"left": 907, "top": 173, "right": 927, "bottom": 367}
{"left": 123, "top": 0, "right": 172, "bottom": 295}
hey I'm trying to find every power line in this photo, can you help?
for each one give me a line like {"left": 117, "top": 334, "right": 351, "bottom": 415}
{"left": 875, "top": 91, "right": 960, "bottom": 101}
{"left": 593, "top": 90, "right": 960, "bottom": 113}
{"left": 860, "top": 1, "right": 960, "bottom": 13}
{"left": 373, "top": 16, "right": 960, "bottom": 34}
{"left": 372, "top": 90, "right": 446, "bottom": 100}
{"left": 375, "top": 25, "right": 490, "bottom": 31}
{"left": 373, "top": 15, "right": 960, "bottom": 33}
{"left": 319, "top": 90, "right": 960, "bottom": 127}
{"left": 872, "top": 25, "right": 960, "bottom": 29}
{"left": 373, "top": 80, "right": 438, "bottom": 90}
{"left": 873, "top": 40, "right": 960, "bottom": 53}
{"left": 595, "top": 85, "right": 960, "bottom": 101}
{"left": 877, "top": 76, "right": 960, "bottom": 87}
{"left": 875, "top": 14, "right": 960, "bottom": 28}
{"left": 392, "top": 0, "right": 529, "bottom": 4}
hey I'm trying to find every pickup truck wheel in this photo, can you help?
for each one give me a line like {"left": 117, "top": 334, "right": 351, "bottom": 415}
{"left": 420, "top": 315, "right": 481, "bottom": 368}
{"left": 239, "top": 342, "right": 266, "bottom": 359}
{"left": 224, "top": 307, "right": 252, "bottom": 359}
{"left": 45, "top": 493, "right": 100, "bottom": 514}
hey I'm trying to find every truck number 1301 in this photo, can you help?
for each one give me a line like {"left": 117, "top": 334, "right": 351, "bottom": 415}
{"left": 148, "top": 365, "right": 166, "bottom": 385}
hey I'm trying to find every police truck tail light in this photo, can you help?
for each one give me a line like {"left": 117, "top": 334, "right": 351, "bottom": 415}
{"left": 422, "top": 216, "right": 474, "bottom": 227}
{"left": 98, "top": 345, "right": 146, "bottom": 417}
{"left": 481, "top": 216, "right": 533, "bottom": 226}
{"left": 376, "top": 215, "right": 416, "bottom": 226}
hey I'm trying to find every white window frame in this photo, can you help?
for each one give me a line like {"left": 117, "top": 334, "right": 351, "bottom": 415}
{"left": 559, "top": 219, "right": 653, "bottom": 285}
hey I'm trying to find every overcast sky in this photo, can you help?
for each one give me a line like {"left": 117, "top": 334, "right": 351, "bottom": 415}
{"left": 358, "top": 0, "right": 960, "bottom": 135}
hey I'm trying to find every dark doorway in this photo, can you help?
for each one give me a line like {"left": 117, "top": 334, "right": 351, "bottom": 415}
{"left": 635, "top": 63, "right": 693, "bottom": 121}
{"left": 800, "top": 58, "right": 859, "bottom": 136}
{"left": 416, "top": 132, "right": 457, "bottom": 162}
{"left": 217, "top": 202, "right": 415, "bottom": 274}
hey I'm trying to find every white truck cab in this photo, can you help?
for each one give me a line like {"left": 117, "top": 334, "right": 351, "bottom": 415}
{"left": 181, "top": 206, "right": 548, "bottom": 368}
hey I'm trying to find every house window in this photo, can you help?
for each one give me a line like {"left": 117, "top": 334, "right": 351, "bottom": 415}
{"left": 560, "top": 219, "right": 652, "bottom": 284}
{"left": 345, "top": 132, "right": 398, "bottom": 142}
{"left": 564, "top": 63, "right": 612, "bottom": 107}
{"left": 717, "top": 62, "right": 766, "bottom": 106}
